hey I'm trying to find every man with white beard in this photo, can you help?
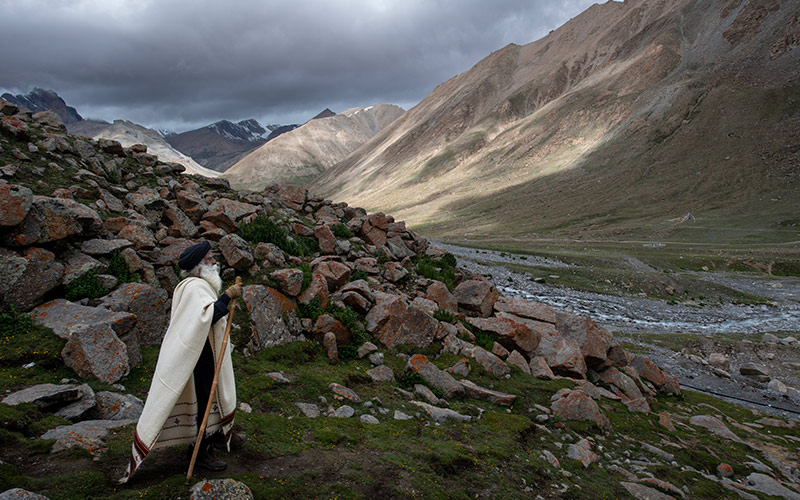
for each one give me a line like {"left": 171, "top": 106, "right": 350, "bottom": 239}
{"left": 121, "top": 241, "right": 245, "bottom": 483}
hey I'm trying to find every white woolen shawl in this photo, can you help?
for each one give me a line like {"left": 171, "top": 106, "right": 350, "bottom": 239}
{"left": 121, "top": 277, "right": 236, "bottom": 482}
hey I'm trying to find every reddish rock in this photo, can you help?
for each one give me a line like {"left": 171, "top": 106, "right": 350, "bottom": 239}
{"left": 556, "top": 311, "right": 617, "bottom": 368}
{"left": 551, "top": 390, "right": 610, "bottom": 429}
{"left": 598, "top": 367, "right": 649, "bottom": 413}
{"left": 494, "top": 296, "right": 556, "bottom": 324}
{"left": 406, "top": 354, "right": 463, "bottom": 398}
{"left": 99, "top": 283, "right": 169, "bottom": 347}
{"left": 466, "top": 315, "right": 541, "bottom": 353}
{"left": 242, "top": 285, "right": 303, "bottom": 350}
{"left": 470, "top": 346, "right": 511, "bottom": 377}
{"left": 0, "top": 184, "right": 33, "bottom": 227}
{"left": 491, "top": 341, "right": 509, "bottom": 359}
{"left": 567, "top": 438, "right": 598, "bottom": 468}
{"left": 425, "top": 280, "right": 457, "bottom": 313}
{"left": 362, "top": 227, "right": 387, "bottom": 247}
{"left": 453, "top": 278, "right": 498, "bottom": 317}
{"left": 175, "top": 189, "right": 208, "bottom": 223}
{"left": 164, "top": 201, "right": 198, "bottom": 238}
{"left": 292, "top": 222, "right": 314, "bottom": 237}
{"left": 80, "top": 238, "right": 132, "bottom": 256}
{"left": 717, "top": 463, "right": 734, "bottom": 478}
{"left": 61, "top": 249, "right": 103, "bottom": 285}
{"left": 219, "top": 233, "right": 254, "bottom": 270}
{"left": 328, "top": 382, "right": 360, "bottom": 403}
{"left": 255, "top": 242, "right": 286, "bottom": 266}
{"left": 201, "top": 198, "right": 259, "bottom": 233}
{"left": 382, "top": 261, "right": 408, "bottom": 282}
{"left": 411, "top": 297, "right": 437, "bottom": 315}
{"left": 3, "top": 196, "right": 102, "bottom": 246}
{"left": 0, "top": 247, "right": 64, "bottom": 311}
{"left": 354, "top": 257, "right": 379, "bottom": 274}
{"left": 117, "top": 223, "right": 157, "bottom": 250}
{"left": 337, "top": 279, "right": 375, "bottom": 302}
{"left": 366, "top": 365, "right": 395, "bottom": 382}
{"left": 535, "top": 330, "right": 586, "bottom": 379}
{"left": 507, "top": 350, "right": 531, "bottom": 374}
{"left": 341, "top": 291, "right": 372, "bottom": 314}
{"left": 459, "top": 379, "right": 516, "bottom": 406}
{"left": 314, "top": 225, "right": 337, "bottom": 255}
{"left": 529, "top": 356, "right": 555, "bottom": 379}
{"left": 297, "top": 272, "right": 329, "bottom": 308}
{"left": 270, "top": 268, "right": 304, "bottom": 296}
{"left": 447, "top": 358, "right": 471, "bottom": 377}
{"left": 103, "top": 217, "right": 128, "bottom": 234}
{"left": 324, "top": 332, "right": 338, "bottom": 364}
{"left": 62, "top": 323, "right": 130, "bottom": 384}
{"left": 313, "top": 314, "right": 351, "bottom": 345}
{"left": 373, "top": 302, "right": 438, "bottom": 349}
{"left": 629, "top": 355, "right": 680, "bottom": 396}
{"left": 364, "top": 291, "right": 404, "bottom": 333}
{"left": 273, "top": 185, "right": 307, "bottom": 211}
{"left": 1, "top": 115, "right": 30, "bottom": 140}
{"left": 657, "top": 412, "right": 676, "bottom": 431}
{"left": 315, "top": 260, "right": 351, "bottom": 290}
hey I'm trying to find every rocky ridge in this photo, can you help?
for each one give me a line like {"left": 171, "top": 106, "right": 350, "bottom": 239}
{"left": 1, "top": 98, "right": 799, "bottom": 498}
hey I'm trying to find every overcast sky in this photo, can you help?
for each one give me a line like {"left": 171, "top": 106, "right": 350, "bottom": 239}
{"left": 1, "top": 0, "right": 598, "bottom": 133}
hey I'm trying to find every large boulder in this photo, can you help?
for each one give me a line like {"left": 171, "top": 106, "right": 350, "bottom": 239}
{"left": 0, "top": 184, "right": 33, "bottom": 227}
{"left": 242, "top": 285, "right": 303, "bottom": 350}
{"left": 629, "top": 355, "right": 680, "bottom": 396}
{"left": 219, "top": 233, "right": 254, "bottom": 270}
{"left": 453, "top": 278, "right": 498, "bottom": 317}
{"left": 556, "top": 311, "right": 618, "bottom": 369}
{"left": 466, "top": 315, "right": 541, "bottom": 353}
{"left": 494, "top": 296, "right": 556, "bottom": 324}
{"left": 272, "top": 185, "right": 307, "bottom": 211}
{"left": 0, "top": 247, "right": 64, "bottom": 311}
{"left": 61, "top": 322, "right": 130, "bottom": 384}
{"left": 534, "top": 329, "right": 586, "bottom": 379}
{"left": 99, "top": 283, "right": 169, "bottom": 347}
{"left": 3, "top": 196, "right": 102, "bottom": 246}
{"left": 3, "top": 383, "right": 87, "bottom": 411}
{"left": 312, "top": 314, "right": 351, "bottom": 345}
{"left": 550, "top": 389, "right": 610, "bottom": 429}
{"left": 31, "top": 299, "right": 136, "bottom": 339}
{"left": 314, "top": 225, "right": 338, "bottom": 255}
{"left": 470, "top": 346, "right": 511, "bottom": 378}
{"left": 406, "top": 354, "right": 463, "bottom": 398}
{"left": 117, "top": 222, "right": 157, "bottom": 250}
{"left": 370, "top": 299, "right": 438, "bottom": 349}
{"left": 201, "top": 199, "right": 259, "bottom": 233}
{"left": 164, "top": 201, "right": 199, "bottom": 238}
{"left": 598, "top": 367, "right": 650, "bottom": 414}
{"left": 425, "top": 280, "right": 457, "bottom": 313}
{"left": 270, "top": 268, "right": 304, "bottom": 296}
{"left": 314, "top": 260, "right": 351, "bottom": 290}
{"left": 297, "top": 272, "right": 329, "bottom": 308}
{"left": 176, "top": 189, "right": 209, "bottom": 224}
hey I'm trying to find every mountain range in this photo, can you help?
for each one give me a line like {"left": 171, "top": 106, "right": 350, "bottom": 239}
{"left": 222, "top": 104, "right": 405, "bottom": 190}
{"left": 312, "top": 0, "right": 800, "bottom": 244}
{"left": 1, "top": 87, "right": 82, "bottom": 124}
{"left": 166, "top": 119, "right": 300, "bottom": 172}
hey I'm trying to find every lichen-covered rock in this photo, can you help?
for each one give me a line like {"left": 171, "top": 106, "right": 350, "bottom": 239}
{"left": 382, "top": 261, "right": 408, "bottom": 282}
{"left": 0, "top": 247, "right": 64, "bottom": 311}
{"left": 598, "top": 367, "right": 650, "bottom": 414}
{"left": 297, "top": 272, "right": 329, "bottom": 308}
{"left": 80, "top": 238, "right": 132, "bottom": 256}
{"left": 31, "top": 299, "right": 136, "bottom": 338}
{"left": 0, "top": 488, "right": 49, "bottom": 499}
{"left": 453, "top": 278, "right": 498, "bottom": 317}
{"left": 567, "top": 438, "right": 599, "bottom": 467}
{"left": 409, "top": 400, "right": 471, "bottom": 423}
{"left": 494, "top": 296, "right": 556, "bottom": 324}
{"left": 0, "top": 184, "right": 33, "bottom": 227}
{"left": 2, "top": 383, "right": 85, "bottom": 411}
{"left": 315, "top": 260, "right": 351, "bottom": 290}
{"left": 406, "top": 354, "right": 463, "bottom": 398}
{"left": 42, "top": 419, "right": 135, "bottom": 457}
{"left": 189, "top": 479, "right": 254, "bottom": 500}
{"left": 535, "top": 329, "right": 586, "bottom": 379}
{"left": 313, "top": 314, "right": 351, "bottom": 345}
{"left": 366, "top": 365, "right": 395, "bottom": 382}
{"left": 470, "top": 346, "right": 511, "bottom": 378}
{"left": 99, "top": 283, "right": 169, "bottom": 346}
{"left": 219, "top": 233, "right": 254, "bottom": 270}
{"left": 372, "top": 302, "right": 438, "bottom": 349}
{"left": 529, "top": 356, "right": 555, "bottom": 379}
{"left": 629, "top": 355, "right": 680, "bottom": 396}
{"left": 556, "top": 311, "right": 618, "bottom": 368}
{"left": 61, "top": 322, "right": 130, "bottom": 384}
{"left": 329, "top": 383, "right": 361, "bottom": 403}
{"left": 3, "top": 196, "right": 102, "bottom": 246}
{"left": 324, "top": 331, "right": 338, "bottom": 363}
{"left": 314, "top": 225, "right": 338, "bottom": 255}
{"left": 201, "top": 198, "right": 259, "bottom": 233}
{"left": 550, "top": 389, "right": 610, "bottom": 429}
{"left": 466, "top": 315, "right": 540, "bottom": 353}
{"left": 270, "top": 268, "right": 304, "bottom": 296}
{"left": 459, "top": 379, "right": 516, "bottom": 406}
{"left": 506, "top": 350, "right": 531, "bottom": 374}
{"left": 243, "top": 285, "right": 303, "bottom": 350}
{"left": 94, "top": 391, "right": 144, "bottom": 420}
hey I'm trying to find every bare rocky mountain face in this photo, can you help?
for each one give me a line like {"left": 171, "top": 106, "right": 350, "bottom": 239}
{"left": 166, "top": 119, "right": 295, "bottom": 173}
{"left": 1, "top": 87, "right": 83, "bottom": 125}
{"left": 312, "top": 0, "right": 800, "bottom": 243}
{"left": 223, "top": 104, "right": 405, "bottom": 191}
{"left": 68, "top": 119, "right": 220, "bottom": 178}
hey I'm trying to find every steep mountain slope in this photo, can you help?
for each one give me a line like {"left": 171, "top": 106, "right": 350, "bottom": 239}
{"left": 166, "top": 119, "right": 271, "bottom": 172}
{"left": 313, "top": 0, "right": 800, "bottom": 244}
{"left": 224, "top": 104, "right": 404, "bottom": 190}
{"left": 68, "top": 119, "right": 220, "bottom": 177}
{"left": 1, "top": 87, "right": 83, "bottom": 124}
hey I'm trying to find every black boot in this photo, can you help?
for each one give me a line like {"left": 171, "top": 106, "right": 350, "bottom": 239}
{"left": 191, "top": 441, "right": 227, "bottom": 472}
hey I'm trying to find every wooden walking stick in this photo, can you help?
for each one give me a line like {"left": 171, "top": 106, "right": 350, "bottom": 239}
{"left": 186, "top": 276, "right": 241, "bottom": 484}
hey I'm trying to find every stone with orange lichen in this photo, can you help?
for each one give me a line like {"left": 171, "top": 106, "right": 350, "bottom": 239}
{"left": 0, "top": 183, "right": 32, "bottom": 227}
{"left": 0, "top": 247, "right": 64, "bottom": 311}
{"left": 550, "top": 389, "right": 610, "bottom": 429}
{"left": 100, "top": 283, "right": 169, "bottom": 346}
{"left": 61, "top": 322, "right": 130, "bottom": 384}
{"left": 243, "top": 285, "right": 304, "bottom": 351}
{"left": 372, "top": 302, "right": 438, "bottom": 349}
{"left": 406, "top": 354, "right": 463, "bottom": 398}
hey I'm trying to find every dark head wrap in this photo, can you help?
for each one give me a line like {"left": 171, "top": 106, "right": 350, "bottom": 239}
{"left": 178, "top": 241, "right": 211, "bottom": 270}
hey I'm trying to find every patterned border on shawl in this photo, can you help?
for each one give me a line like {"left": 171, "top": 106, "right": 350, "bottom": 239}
{"left": 120, "top": 431, "right": 150, "bottom": 484}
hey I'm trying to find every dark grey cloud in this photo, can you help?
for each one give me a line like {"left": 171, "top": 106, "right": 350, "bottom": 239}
{"left": 1, "top": 0, "right": 597, "bottom": 132}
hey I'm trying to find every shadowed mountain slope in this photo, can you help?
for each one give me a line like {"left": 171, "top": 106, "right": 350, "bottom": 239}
{"left": 166, "top": 119, "right": 270, "bottom": 172}
{"left": 1, "top": 87, "right": 83, "bottom": 124}
{"left": 312, "top": 0, "right": 800, "bottom": 244}
{"left": 223, "top": 104, "right": 404, "bottom": 190}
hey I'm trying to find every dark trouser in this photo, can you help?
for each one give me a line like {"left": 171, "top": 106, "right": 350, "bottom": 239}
{"left": 193, "top": 338, "right": 215, "bottom": 439}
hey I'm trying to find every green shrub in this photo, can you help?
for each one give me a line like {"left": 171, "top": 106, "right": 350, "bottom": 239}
{"left": 239, "top": 215, "right": 319, "bottom": 256}
{"left": 460, "top": 320, "right": 495, "bottom": 350}
{"left": 376, "top": 251, "right": 391, "bottom": 265}
{"left": 297, "top": 297, "right": 325, "bottom": 322}
{"left": 433, "top": 309, "right": 456, "bottom": 323}
{"left": 398, "top": 370, "right": 426, "bottom": 391}
{"left": 414, "top": 254, "right": 457, "bottom": 290}
{"left": 108, "top": 249, "right": 138, "bottom": 284}
{"left": 294, "top": 262, "right": 313, "bottom": 291}
{"left": 351, "top": 269, "right": 369, "bottom": 282}
{"left": 330, "top": 223, "right": 354, "bottom": 239}
{"left": 64, "top": 270, "right": 109, "bottom": 301}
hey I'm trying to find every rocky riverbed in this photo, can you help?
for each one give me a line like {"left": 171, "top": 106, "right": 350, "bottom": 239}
{"left": 440, "top": 242, "right": 800, "bottom": 421}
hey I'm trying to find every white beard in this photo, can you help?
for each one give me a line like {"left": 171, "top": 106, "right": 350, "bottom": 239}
{"left": 196, "top": 263, "right": 222, "bottom": 295}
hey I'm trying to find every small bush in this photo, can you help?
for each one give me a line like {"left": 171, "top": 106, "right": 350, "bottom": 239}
{"left": 414, "top": 254, "right": 457, "bottom": 290}
{"left": 293, "top": 262, "right": 313, "bottom": 291}
{"left": 398, "top": 370, "right": 426, "bottom": 391}
{"left": 239, "top": 215, "right": 319, "bottom": 256}
{"left": 64, "top": 270, "right": 109, "bottom": 301}
{"left": 350, "top": 269, "right": 369, "bottom": 282}
{"left": 461, "top": 320, "right": 495, "bottom": 350}
{"left": 433, "top": 309, "right": 456, "bottom": 323}
{"left": 297, "top": 297, "right": 325, "bottom": 322}
{"left": 108, "top": 249, "right": 138, "bottom": 284}
{"left": 330, "top": 223, "right": 353, "bottom": 239}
